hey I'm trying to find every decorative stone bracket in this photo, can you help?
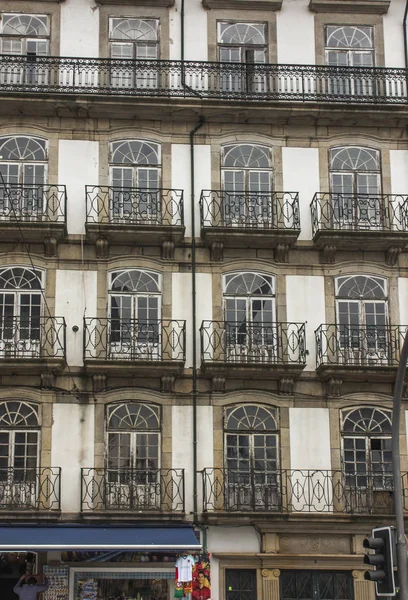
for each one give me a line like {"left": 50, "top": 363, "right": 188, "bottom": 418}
{"left": 44, "top": 237, "right": 58, "bottom": 258}
{"left": 93, "top": 374, "right": 107, "bottom": 393}
{"left": 96, "top": 238, "right": 109, "bottom": 259}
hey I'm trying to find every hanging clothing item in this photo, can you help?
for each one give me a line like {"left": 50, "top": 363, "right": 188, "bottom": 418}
{"left": 175, "top": 555, "right": 195, "bottom": 582}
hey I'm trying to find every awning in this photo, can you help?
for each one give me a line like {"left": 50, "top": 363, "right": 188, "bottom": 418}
{"left": 0, "top": 525, "right": 202, "bottom": 551}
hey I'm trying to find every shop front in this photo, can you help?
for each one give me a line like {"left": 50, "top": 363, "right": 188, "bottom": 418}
{"left": 0, "top": 525, "right": 204, "bottom": 600}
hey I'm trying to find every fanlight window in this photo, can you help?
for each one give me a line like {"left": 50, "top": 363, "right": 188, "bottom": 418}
{"left": 224, "top": 272, "right": 274, "bottom": 296}
{"left": 107, "top": 403, "right": 160, "bottom": 430}
{"left": 0, "top": 137, "right": 47, "bottom": 162}
{"left": 342, "top": 407, "right": 392, "bottom": 434}
{"left": 325, "top": 26, "right": 374, "bottom": 68}
{"left": 1, "top": 14, "right": 49, "bottom": 37}
{"left": 0, "top": 401, "right": 39, "bottom": 428}
{"left": 335, "top": 275, "right": 386, "bottom": 299}
{"left": 110, "top": 270, "right": 161, "bottom": 294}
{"left": 326, "top": 26, "right": 374, "bottom": 50}
{"left": 0, "top": 267, "right": 43, "bottom": 290}
{"left": 218, "top": 23, "right": 266, "bottom": 46}
{"left": 0, "top": 14, "right": 50, "bottom": 57}
{"left": 330, "top": 147, "right": 380, "bottom": 172}
{"left": 225, "top": 404, "right": 278, "bottom": 431}
{"left": 110, "top": 18, "right": 159, "bottom": 43}
{"left": 110, "top": 141, "right": 160, "bottom": 166}
{"left": 223, "top": 145, "right": 270, "bottom": 169}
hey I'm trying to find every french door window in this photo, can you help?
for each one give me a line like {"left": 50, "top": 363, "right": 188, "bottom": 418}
{"left": 335, "top": 275, "right": 387, "bottom": 363}
{"left": 221, "top": 144, "right": 272, "bottom": 226}
{"left": 109, "top": 269, "right": 161, "bottom": 360}
{"left": 225, "top": 404, "right": 279, "bottom": 510}
{"left": 281, "top": 570, "right": 353, "bottom": 600}
{"left": 106, "top": 403, "right": 160, "bottom": 509}
{"left": 226, "top": 569, "right": 257, "bottom": 600}
{"left": 329, "top": 147, "right": 381, "bottom": 229}
{"left": 218, "top": 22, "right": 267, "bottom": 93}
{"left": 109, "top": 140, "right": 161, "bottom": 224}
{"left": 109, "top": 18, "right": 159, "bottom": 89}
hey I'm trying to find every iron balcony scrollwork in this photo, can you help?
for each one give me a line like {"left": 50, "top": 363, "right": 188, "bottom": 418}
{"left": 200, "top": 321, "right": 306, "bottom": 365}
{"left": 201, "top": 468, "right": 401, "bottom": 514}
{"left": 0, "top": 316, "right": 66, "bottom": 360}
{"left": 84, "top": 318, "right": 186, "bottom": 362}
{"left": 0, "top": 54, "right": 406, "bottom": 103}
{"left": 86, "top": 186, "right": 184, "bottom": 227}
{"left": 0, "top": 467, "right": 61, "bottom": 511}
{"left": 200, "top": 190, "right": 300, "bottom": 230}
{"left": 315, "top": 324, "right": 408, "bottom": 368}
{"left": 311, "top": 193, "right": 408, "bottom": 235}
{"left": 0, "top": 183, "right": 66, "bottom": 223}
{"left": 81, "top": 468, "right": 185, "bottom": 513}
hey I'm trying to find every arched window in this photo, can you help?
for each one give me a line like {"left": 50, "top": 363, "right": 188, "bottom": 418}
{"left": 108, "top": 269, "right": 161, "bottom": 359}
{"left": 0, "top": 136, "right": 47, "bottom": 185}
{"left": 335, "top": 275, "right": 387, "bottom": 361}
{"left": 224, "top": 404, "right": 279, "bottom": 510}
{"left": 341, "top": 407, "right": 392, "bottom": 489}
{"left": 106, "top": 402, "right": 160, "bottom": 509}
{"left": 223, "top": 272, "right": 275, "bottom": 360}
{"left": 0, "top": 14, "right": 49, "bottom": 57}
{"left": 221, "top": 144, "right": 272, "bottom": 224}
{"left": 325, "top": 26, "right": 374, "bottom": 67}
{"left": 0, "top": 267, "right": 43, "bottom": 355}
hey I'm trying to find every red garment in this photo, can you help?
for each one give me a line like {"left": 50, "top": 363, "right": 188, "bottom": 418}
{"left": 192, "top": 586, "right": 211, "bottom": 600}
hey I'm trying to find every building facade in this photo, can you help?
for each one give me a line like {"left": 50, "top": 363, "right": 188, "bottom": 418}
{"left": 0, "top": 0, "right": 407, "bottom": 599}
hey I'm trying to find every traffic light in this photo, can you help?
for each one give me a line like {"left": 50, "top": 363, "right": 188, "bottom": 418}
{"left": 363, "top": 526, "right": 395, "bottom": 596}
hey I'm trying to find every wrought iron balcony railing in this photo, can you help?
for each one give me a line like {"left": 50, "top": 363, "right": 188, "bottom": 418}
{"left": 200, "top": 321, "right": 306, "bottom": 365}
{"left": 83, "top": 318, "right": 186, "bottom": 362}
{"left": 0, "top": 467, "right": 61, "bottom": 510}
{"left": 311, "top": 193, "right": 408, "bottom": 235}
{"left": 0, "top": 183, "right": 66, "bottom": 223}
{"left": 81, "top": 468, "right": 185, "bottom": 512}
{"left": 0, "top": 55, "right": 406, "bottom": 104}
{"left": 315, "top": 324, "right": 407, "bottom": 368}
{"left": 0, "top": 316, "right": 66, "bottom": 360}
{"left": 200, "top": 190, "right": 300, "bottom": 230}
{"left": 86, "top": 186, "right": 184, "bottom": 227}
{"left": 201, "top": 468, "right": 399, "bottom": 514}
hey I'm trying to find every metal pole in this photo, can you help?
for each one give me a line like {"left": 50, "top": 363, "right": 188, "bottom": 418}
{"left": 392, "top": 328, "right": 408, "bottom": 600}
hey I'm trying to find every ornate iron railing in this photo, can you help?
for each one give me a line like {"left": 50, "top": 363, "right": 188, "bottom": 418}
{"left": 0, "top": 55, "right": 406, "bottom": 103}
{"left": 86, "top": 186, "right": 184, "bottom": 226}
{"left": 311, "top": 193, "right": 408, "bottom": 235}
{"left": 200, "top": 190, "right": 300, "bottom": 230}
{"left": 0, "top": 316, "right": 66, "bottom": 360}
{"left": 83, "top": 318, "right": 186, "bottom": 362}
{"left": 201, "top": 468, "right": 401, "bottom": 514}
{"left": 315, "top": 324, "right": 408, "bottom": 368}
{"left": 81, "top": 468, "right": 185, "bottom": 512}
{"left": 0, "top": 183, "right": 66, "bottom": 223}
{"left": 200, "top": 321, "right": 306, "bottom": 365}
{"left": 0, "top": 467, "right": 61, "bottom": 510}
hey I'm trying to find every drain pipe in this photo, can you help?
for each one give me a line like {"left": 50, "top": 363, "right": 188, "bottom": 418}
{"left": 190, "top": 116, "right": 205, "bottom": 527}
{"left": 181, "top": 0, "right": 185, "bottom": 63}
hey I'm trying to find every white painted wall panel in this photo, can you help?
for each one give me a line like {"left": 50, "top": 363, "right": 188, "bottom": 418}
{"left": 277, "top": 0, "right": 315, "bottom": 64}
{"left": 384, "top": 0, "right": 406, "bottom": 68}
{"left": 196, "top": 406, "right": 213, "bottom": 514}
{"left": 171, "top": 144, "right": 211, "bottom": 237}
{"left": 282, "top": 148, "right": 319, "bottom": 240}
{"left": 55, "top": 270, "right": 97, "bottom": 366}
{"left": 286, "top": 275, "right": 325, "bottom": 370}
{"left": 289, "top": 408, "right": 331, "bottom": 470}
{"left": 172, "top": 273, "right": 212, "bottom": 367}
{"left": 60, "top": 0, "right": 99, "bottom": 58}
{"left": 172, "top": 406, "right": 194, "bottom": 514}
{"left": 58, "top": 140, "right": 99, "bottom": 235}
{"left": 390, "top": 150, "right": 408, "bottom": 193}
{"left": 398, "top": 278, "right": 408, "bottom": 326}
{"left": 51, "top": 404, "right": 95, "bottom": 513}
{"left": 207, "top": 526, "right": 260, "bottom": 553}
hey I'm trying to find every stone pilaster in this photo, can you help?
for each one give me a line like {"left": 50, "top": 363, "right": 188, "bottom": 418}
{"left": 262, "top": 569, "right": 281, "bottom": 600}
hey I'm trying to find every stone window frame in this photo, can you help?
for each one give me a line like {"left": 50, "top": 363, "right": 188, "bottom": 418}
{"left": 204, "top": 0, "right": 282, "bottom": 10}
{"left": 0, "top": 3, "right": 62, "bottom": 56}
{"left": 99, "top": 4, "right": 171, "bottom": 60}
{"left": 314, "top": 13, "right": 385, "bottom": 67}
{"left": 0, "top": 399, "right": 42, "bottom": 475}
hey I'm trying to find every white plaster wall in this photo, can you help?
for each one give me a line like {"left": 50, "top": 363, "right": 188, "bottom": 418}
{"left": 282, "top": 148, "right": 319, "bottom": 240}
{"left": 170, "top": 0, "right": 208, "bottom": 61}
{"left": 171, "top": 144, "right": 211, "bottom": 238}
{"left": 172, "top": 406, "right": 194, "bottom": 514}
{"left": 390, "top": 150, "right": 408, "bottom": 193}
{"left": 172, "top": 273, "right": 212, "bottom": 368}
{"left": 289, "top": 408, "right": 331, "bottom": 470}
{"left": 210, "top": 556, "right": 220, "bottom": 600}
{"left": 60, "top": 0, "right": 99, "bottom": 58}
{"left": 286, "top": 275, "right": 325, "bottom": 370}
{"left": 58, "top": 140, "right": 99, "bottom": 235}
{"left": 277, "top": 0, "right": 315, "bottom": 64}
{"left": 196, "top": 406, "right": 213, "bottom": 514}
{"left": 207, "top": 526, "right": 260, "bottom": 553}
{"left": 55, "top": 270, "right": 97, "bottom": 367}
{"left": 384, "top": 0, "right": 406, "bottom": 68}
{"left": 51, "top": 404, "right": 95, "bottom": 513}
{"left": 398, "top": 277, "right": 408, "bottom": 326}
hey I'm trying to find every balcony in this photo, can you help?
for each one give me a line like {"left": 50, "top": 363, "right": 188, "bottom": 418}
{"left": 0, "top": 183, "right": 67, "bottom": 244}
{"left": 81, "top": 468, "right": 185, "bottom": 517}
{"left": 315, "top": 324, "right": 407, "bottom": 382}
{"left": 0, "top": 467, "right": 61, "bottom": 512}
{"left": 0, "top": 316, "right": 66, "bottom": 374}
{"left": 85, "top": 186, "right": 184, "bottom": 249}
{"left": 311, "top": 193, "right": 408, "bottom": 262}
{"left": 201, "top": 468, "right": 399, "bottom": 516}
{"left": 83, "top": 318, "right": 186, "bottom": 378}
{"left": 200, "top": 190, "right": 300, "bottom": 257}
{"left": 200, "top": 321, "right": 306, "bottom": 382}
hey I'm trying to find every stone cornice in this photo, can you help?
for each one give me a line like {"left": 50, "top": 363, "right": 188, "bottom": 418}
{"left": 96, "top": 0, "right": 174, "bottom": 6}
{"left": 203, "top": 0, "right": 283, "bottom": 10}
{"left": 309, "top": 0, "right": 390, "bottom": 14}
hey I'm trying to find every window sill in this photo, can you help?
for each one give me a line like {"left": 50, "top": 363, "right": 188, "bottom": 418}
{"left": 96, "top": 0, "right": 174, "bottom": 5}
{"left": 309, "top": 0, "right": 390, "bottom": 14}
{"left": 203, "top": 0, "right": 282, "bottom": 10}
